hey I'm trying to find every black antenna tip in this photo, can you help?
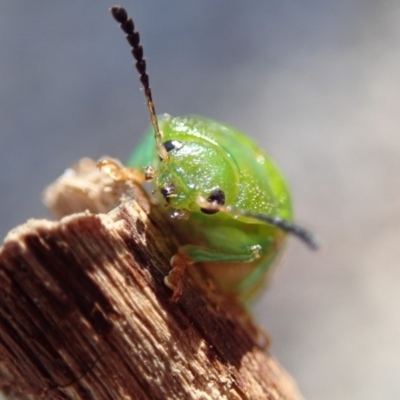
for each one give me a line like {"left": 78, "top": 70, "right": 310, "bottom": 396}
{"left": 298, "top": 230, "right": 320, "bottom": 251}
{"left": 274, "top": 217, "right": 320, "bottom": 251}
{"left": 110, "top": 6, "right": 128, "bottom": 24}
{"left": 240, "top": 211, "right": 320, "bottom": 251}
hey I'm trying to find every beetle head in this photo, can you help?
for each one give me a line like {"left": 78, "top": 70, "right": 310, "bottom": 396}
{"left": 154, "top": 133, "right": 238, "bottom": 216}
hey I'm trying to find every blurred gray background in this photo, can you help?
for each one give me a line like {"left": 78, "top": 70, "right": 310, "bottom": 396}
{"left": 1, "top": 1, "right": 399, "bottom": 399}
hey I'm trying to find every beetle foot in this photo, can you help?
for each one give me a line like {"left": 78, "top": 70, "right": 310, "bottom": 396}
{"left": 164, "top": 253, "right": 192, "bottom": 301}
{"left": 97, "top": 158, "right": 145, "bottom": 183}
{"left": 164, "top": 270, "right": 184, "bottom": 302}
{"left": 164, "top": 276, "right": 183, "bottom": 302}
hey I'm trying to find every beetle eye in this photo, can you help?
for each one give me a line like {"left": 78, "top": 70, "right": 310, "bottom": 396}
{"left": 163, "top": 139, "right": 183, "bottom": 152}
{"left": 161, "top": 182, "right": 176, "bottom": 203}
{"left": 200, "top": 188, "right": 225, "bottom": 214}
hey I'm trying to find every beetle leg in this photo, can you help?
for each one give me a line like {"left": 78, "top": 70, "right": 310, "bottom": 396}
{"left": 165, "top": 244, "right": 262, "bottom": 301}
{"left": 164, "top": 252, "right": 194, "bottom": 301}
{"left": 97, "top": 158, "right": 145, "bottom": 183}
{"left": 196, "top": 195, "right": 318, "bottom": 250}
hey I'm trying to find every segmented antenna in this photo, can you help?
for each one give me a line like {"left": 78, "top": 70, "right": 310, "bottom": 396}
{"left": 110, "top": 6, "right": 168, "bottom": 161}
{"left": 196, "top": 195, "right": 319, "bottom": 250}
{"left": 241, "top": 212, "right": 319, "bottom": 250}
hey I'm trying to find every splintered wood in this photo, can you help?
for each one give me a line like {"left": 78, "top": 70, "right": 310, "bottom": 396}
{"left": 0, "top": 158, "right": 303, "bottom": 400}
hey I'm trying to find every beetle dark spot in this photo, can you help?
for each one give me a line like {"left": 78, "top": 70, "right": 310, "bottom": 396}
{"left": 208, "top": 189, "right": 225, "bottom": 205}
{"left": 161, "top": 182, "right": 176, "bottom": 203}
{"left": 200, "top": 189, "right": 225, "bottom": 214}
{"left": 163, "top": 139, "right": 183, "bottom": 152}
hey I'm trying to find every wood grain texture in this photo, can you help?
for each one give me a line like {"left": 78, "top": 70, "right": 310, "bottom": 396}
{"left": 0, "top": 158, "right": 304, "bottom": 399}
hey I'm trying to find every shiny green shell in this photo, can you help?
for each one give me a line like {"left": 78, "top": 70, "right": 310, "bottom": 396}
{"left": 128, "top": 114, "right": 292, "bottom": 301}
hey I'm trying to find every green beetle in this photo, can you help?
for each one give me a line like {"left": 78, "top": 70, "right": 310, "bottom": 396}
{"left": 100, "top": 6, "right": 318, "bottom": 302}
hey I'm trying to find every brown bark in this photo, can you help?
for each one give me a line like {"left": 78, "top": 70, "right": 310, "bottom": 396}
{"left": 0, "top": 158, "right": 304, "bottom": 399}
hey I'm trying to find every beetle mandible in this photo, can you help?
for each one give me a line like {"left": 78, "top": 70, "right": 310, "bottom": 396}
{"left": 99, "top": 6, "right": 318, "bottom": 303}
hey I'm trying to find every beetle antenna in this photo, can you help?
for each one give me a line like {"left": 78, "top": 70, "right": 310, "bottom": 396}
{"left": 239, "top": 211, "right": 319, "bottom": 250}
{"left": 196, "top": 196, "right": 319, "bottom": 250}
{"left": 110, "top": 6, "right": 168, "bottom": 161}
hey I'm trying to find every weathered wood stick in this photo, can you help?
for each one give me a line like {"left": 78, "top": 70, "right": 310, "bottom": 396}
{"left": 0, "top": 158, "right": 303, "bottom": 399}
